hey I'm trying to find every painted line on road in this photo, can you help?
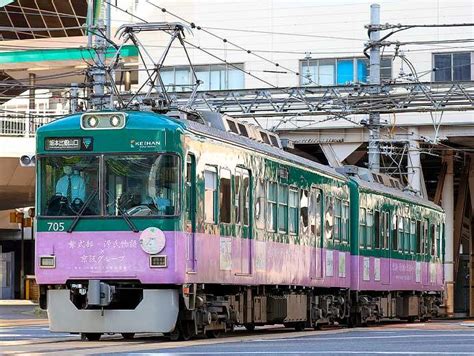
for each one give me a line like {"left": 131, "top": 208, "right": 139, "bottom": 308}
{"left": 130, "top": 352, "right": 474, "bottom": 355}
{"left": 248, "top": 332, "right": 474, "bottom": 342}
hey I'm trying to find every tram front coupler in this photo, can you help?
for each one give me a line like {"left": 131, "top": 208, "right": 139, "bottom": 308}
{"left": 85, "top": 280, "right": 116, "bottom": 308}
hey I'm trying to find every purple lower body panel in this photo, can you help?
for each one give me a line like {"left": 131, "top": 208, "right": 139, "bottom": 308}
{"left": 36, "top": 230, "right": 443, "bottom": 292}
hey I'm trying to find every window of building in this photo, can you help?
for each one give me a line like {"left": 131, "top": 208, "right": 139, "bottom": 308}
{"left": 289, "top": 189, "right": 299, "bottom": 234}
{"left": 434, "top": 52, "right": 471, "bottom": 82}
{"left": 161, "top": 63, "right": 245, "bottom": 92}
{"left": 219, "top": 169, "right": 231, "bottom": 223}
{"left": 301, "top": 57, "right": 392, "bottom": 86}
{"left": 278, "top": 184, "right": 289, "bottom": 233}
{"left": 204, "top": 167, "right": 217, "bottom": 223}
{"left": 267, "top": 182, "right": 277, "bottom": 232}
{"left": 360, "top": 208, "right": 367, "bottom": 248}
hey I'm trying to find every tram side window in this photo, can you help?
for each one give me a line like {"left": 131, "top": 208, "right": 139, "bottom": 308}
{"left": 310, "top": 189, "right": 323, "bottom": 238}
{"left": 437, "top": 223, "right": 442, "bottom": 258}
{"left": 404, "top": 217, "right": 410, "bottom": 253}
{"left": 289, "top": 189, "right": 299, "bottom": 234}
{"left": 242, "top": 171, "right": 250, "bottom": 226}
{"left": 219, "top": 169, "right": 231, "bottom": 223}
{"left": 374, "top": 210, "right": 380, "bottom": 248}
{"left": 325, "top": 196, "right": 334, "bottom": 240}
{"left": 392, "top": 215, "right": 398, "bottom": 251}
{"left": 359, "top": 208, "right": 367, "bottom": 248}
{"left": 255, "top": 179, "right": 266, "bottom": 230}
{"left": 367, "top": 210, "right": 374, "bottom": 248}
{"left": 383, "top": 212, "right": 390, "bottom": 249}
{"left": 299, "top": 190, "right": 309, "bottom": 236}
{"left": 416, "top": 220, "right": 422, "bottom": 253}
{"left": 267, "top": 182, "right": 277, "bottom": 232}
{"left": 204, "top": 167, "right": 218, "bottom": 223}
{"left": 334, "top": 198, "right": 342, "bottom": 241}
{"left": 278, "top": 184, "right": 289, "bottom": 233}
{"left": 423, "top": 219, "right": 429, "bottom": 254}
{"left": 342, "top": 202, "right": 349, "bottom": 243}
{"left": 234, "top": 171, "right": 241, "bottom": 224}
{"left": 430, "top": 224, "right": 436, "bottom": 256}
{"left": 410, "top": 220, "right": 416, "bottom": 254}
{"left": 397, "top": 216, "right": 404, "bottom": 251}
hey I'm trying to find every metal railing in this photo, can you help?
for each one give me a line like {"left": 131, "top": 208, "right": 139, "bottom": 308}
{"left": 0, "top": 110, "right": 64, "bottom": 137}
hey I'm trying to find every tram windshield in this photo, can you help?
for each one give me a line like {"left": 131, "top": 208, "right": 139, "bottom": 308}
{"left": 105, "top": 154, "right": 180, "bottom": 216}
{"left": 39, "top": 154, "right": 180, "bottom": 217}
{"left": 40, "top": 156, "right": 100, "bottom": 216}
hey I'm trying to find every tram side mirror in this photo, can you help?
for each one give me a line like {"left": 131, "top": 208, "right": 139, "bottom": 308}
{"left": 20, "top": 154, "right": 36, "bottom": 167}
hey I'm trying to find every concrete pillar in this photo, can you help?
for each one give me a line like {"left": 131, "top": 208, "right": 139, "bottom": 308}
{"left": 442, "top": 151, "right": 454, "bottom": 316}
{"left": 407, "top": 127, "right": 421, "bottom": 195}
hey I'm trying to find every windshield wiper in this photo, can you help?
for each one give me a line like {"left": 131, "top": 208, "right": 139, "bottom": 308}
{"left": 104, "top": 190, "right": 139, "bottom": 233}
{"left": 67, "top": 190, "right": 98, "bottom": 233}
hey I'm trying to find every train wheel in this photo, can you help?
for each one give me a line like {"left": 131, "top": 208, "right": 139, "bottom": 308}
{"left": 81, "top": 333, "right": 101, "bottom": 341}
{"left": 168, "top": 320, "right": 194, "bottom": 341}
{"left": 294, "top": 322, "right": 305, "bottom": 332}
{"left": 121, "top": 333, "right": 135, "bottom": 340}
{"left": 206, "top": 330, "right": 221, "bottom": 338}
{"left": 244, "top": 324, "right": 255, "bottom": 331}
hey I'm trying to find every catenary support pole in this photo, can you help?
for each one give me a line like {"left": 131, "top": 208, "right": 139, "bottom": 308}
{"left": 368, "top": 3, "right": 381, "bottom": 173}
{"left": 442, "top": 151, "right": 454, "bottom": 316}
{"left": 407, "top": 127, "right": 421, "bottom": 195}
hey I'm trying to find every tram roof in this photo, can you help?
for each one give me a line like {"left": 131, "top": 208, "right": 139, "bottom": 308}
{"left": 352, "top": 177, "right": 443, "bottom": 212}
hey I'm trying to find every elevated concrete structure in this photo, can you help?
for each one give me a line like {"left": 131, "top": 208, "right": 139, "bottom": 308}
{"left": 0, "top": 137, "right": 34, "bottom": 210}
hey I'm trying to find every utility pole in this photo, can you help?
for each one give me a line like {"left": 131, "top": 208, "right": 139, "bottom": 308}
{"left": 368, "top": 3, "right": 381, "bottom": 173}
{"left": 87, "top": 0, "right": 110, "bottom": 110}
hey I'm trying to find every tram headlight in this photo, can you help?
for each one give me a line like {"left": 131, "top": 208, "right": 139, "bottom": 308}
{"left": 39, "top": 256, "right": 56, "bottom": 269}
{"left": 81, "top": 112, "right": 126, "bottom": 130}
{"left": 110, "top": 115, "right": 121, "bottom": 127}
{"left": 87, "top": 116, "right": 99, "bottom": 128}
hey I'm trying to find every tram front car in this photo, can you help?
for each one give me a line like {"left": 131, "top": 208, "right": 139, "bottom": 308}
{"left": 36, "top": 111, "right": 185, "bottom": 337}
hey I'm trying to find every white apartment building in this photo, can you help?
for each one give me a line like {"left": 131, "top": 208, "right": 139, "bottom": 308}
{"left": 119, "top": 0, "right": 474, "bottom": 130}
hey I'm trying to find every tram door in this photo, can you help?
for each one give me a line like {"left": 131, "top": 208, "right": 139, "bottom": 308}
{"left": 185, "top": 154, "right": 197, "bottom": 272}
{"left": 310, "top": 188, "right": 324, "bottom": 279}
{"left": 235, "top": 167, "right": 252, "bottom": 274}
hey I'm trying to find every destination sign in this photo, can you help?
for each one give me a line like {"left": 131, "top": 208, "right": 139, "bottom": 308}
{"left": 45, "top": 137, "right": 93, "bottom": 151}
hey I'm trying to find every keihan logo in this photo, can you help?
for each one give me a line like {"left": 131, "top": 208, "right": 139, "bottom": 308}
{"left": 130, "top": 139, "right": 160, "bottom": 149}
{"left": 83, "top": 138, "right": 92, "bottom": 149}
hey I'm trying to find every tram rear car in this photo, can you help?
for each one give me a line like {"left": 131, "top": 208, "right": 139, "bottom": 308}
{"left": 35, "top": 110, "right": 444, "bottom": 340}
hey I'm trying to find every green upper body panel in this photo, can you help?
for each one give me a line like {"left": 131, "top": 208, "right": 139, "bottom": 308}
{"left": 36, "top": 111, "right": 185, "bottom": 154}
